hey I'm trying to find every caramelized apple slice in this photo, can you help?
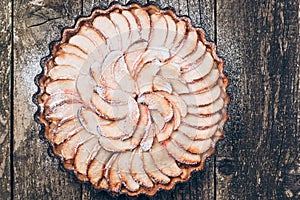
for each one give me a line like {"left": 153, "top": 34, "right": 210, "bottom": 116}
{"left": 125, "top": 40, "right": 148, "bottom": 75}
{"left": 181, "top": 53, "right": 214, "bottom": 82}
{"left": 45, "top": 102, "right": 82, "bottom": 121}
{"left": 179, "top": 42, "right": 206, "bottom": 67}
{"left": 52, "top": 117, "right": 83, "bottom": 144}
{"left": 150, "top": 141, "right": 182, "bottom": 177}
{"left": 138, "top": 93, "right": 173, "bottom": 122}
{"left": 122, "top": 10, "right": 140, "bottom": 44}
{"left": 110, "top": 12, "right": 130, "bottom": 51}
{"left": 105, "top": 154, "right": 122, "bottom": 193}
{"left": 61, "top": 129, "right": 93, "bottom": 160}
{"left": 178, "top": 124, "right": 218, "bottom": 140}
{"left": 168, "top": 79, "right": 189, "bottom": 94}
{"left": 131, "top": 152, "right": 153, "bottom": 188}
{"left": 170, "top": 29, "right": 198, "bottom": 62}
{"left": 44, "top": 93, "right": 80, "bottom": 111}
{"left": 76, "top": 73, "right": 95, "bottom": 105}
{"left": 117, "top": 97, "right": 140, "bottom": 139}
{"left": 74, "top": 137, "right": 100, "bottom": 175}
{"left": 187, "top": 97, "right": 224, "bottom": 115}
{"left": 187, "top": 68, "right": 219, "bottom": 93}
{"left": 99, "top": 50, "right": 123, "bottom": 89}
{"left": 69, "top": 35, "right": 97, "bottom": 56}
{"left": 132, "top": 8, "right": 150, "bottom": 41}
{"left": 171, "top": 131, "right": 213, "bottom": 154}
{"left": 150, "top": 110, "right": 165, "bottom": 130}
{"left": 148, "top": 13, "right": 167, "bottom": 48}
{"left": 78, "top": 107, "right": 111, "bottom": 135}
{"left": 56, "top": 43, "right": 87, "bottom": 59}
{"left": 158, "top": 63, "right": 180, "bottom": 79}
{"left": 156, "top": 118, "right": 174, "bottom": 142}
{"left": 46, "top": 80, "right": 76, "bottom": 95}
{"left": 182, "top": 112, "right": 222, "bottom": 128}
{"left": 97, "top": 121, "right": 128, "bottom": 140}
{"left": 131, "top": 149, "right": 153, "bottom": 188}
{"left": 142, "top": 151, "right": 170, "bottom": 184}
{"left": 170, "top": 20, "right": 186, "bottom": 55}
{"left": 118, "top": 152, "right": 140, "bottom": 192}
{"left": 93, "top": 16, "right": 120, "bottom": 51}
{"left": 78, "top": 25, "right": 108, "bottom": 59}
{"left": 88, "top": 148, "right": 112, "bottom": 185}
{"left": 101, "top": 50, "right": 123, "bottom": 75}
{"left": 181, "top": 84, "right": 221, "bottom": 106}
{"left": 139, "top": 48, "right": 170, "bottom": 64}
{"left": 136, "top": 61, "right": 160, "bottom": 95}
{"left": 140, "top": 123, "right": 156, "bottom": 151}
{"left": 159, "top": 92, "right": 188, "bottom": 118}
{"left": 48, "top": 65, "right": 78, "bottom": 80}
{"left": 91, "top": 92, "right": 128, "bottom": 120}
{"left": 133, "top": 104, "right": 151, "bottom": 146}
{"left": 113, "top": 57, "right": 136, "bottom": 94}
{"left": 164, "top": 140, "right": 200, "bottom": 164}
{"left": 98, "top": 135, "right": 135, "bottom": 152}
{"left": 95, "top": 85, "right": 130, "bottom": 104}
{"left": 153, "top": 76, "right": 172, "bottom": 93}
{"left": 164, "top": 15, "right": 177, "bottom": 49}
{"left": 170, "top": 103, "right": 181, "bottom": 130}
{"left": 54, "top": 53, "right": 86, "bottom": 70}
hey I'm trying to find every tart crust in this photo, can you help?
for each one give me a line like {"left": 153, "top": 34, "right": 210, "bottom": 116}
{"left": 37, "top": 3, "right": 229, "bottom": 196}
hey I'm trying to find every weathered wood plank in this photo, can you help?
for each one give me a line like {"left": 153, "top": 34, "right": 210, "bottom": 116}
{"left": 13, "top": 0, "right": 83, "bottom": 199}
{"left": 214, "top": 1, "right": 247, "bottom": 199}
{"left": 197, "top": 0, "right": 215, "bottom": 42}
{"left": 214, "top": 1, "right": 248, "bottom": 198}
{"left": 0, "top": 0, "right": 12, "bottom": 199}
{"left": 216, "top": 0, "right": 299, "bottom": 199}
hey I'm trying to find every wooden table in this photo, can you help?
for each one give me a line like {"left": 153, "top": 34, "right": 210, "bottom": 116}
{"left": 0, "top": 0, "right": 299, "bottom": 199}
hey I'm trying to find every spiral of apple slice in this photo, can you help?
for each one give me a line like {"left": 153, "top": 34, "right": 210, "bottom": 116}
{"left": 39, "top": 3, "right": 228, "bottom": 196}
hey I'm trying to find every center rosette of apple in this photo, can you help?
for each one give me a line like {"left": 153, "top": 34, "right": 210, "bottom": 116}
{"left": 76, "top": 44, "right": 187, "bottom": 152}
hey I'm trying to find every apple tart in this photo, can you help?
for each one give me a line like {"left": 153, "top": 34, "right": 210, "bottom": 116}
{"left": 37, "top": 3, "right": 229, "bottom": 196}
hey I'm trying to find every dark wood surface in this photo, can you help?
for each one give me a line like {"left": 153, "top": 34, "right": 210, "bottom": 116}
{"left": 0, "top": 0, "right": 299, "bottom": 199}
{"left": 0, "top": 0, "right": 12, "bottom": 198}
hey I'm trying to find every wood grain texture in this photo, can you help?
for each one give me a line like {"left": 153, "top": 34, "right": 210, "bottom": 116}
{"left": 216, "top": 0, "right": 300, "bottom": 199}
{"left": 0, "top": 0, "right": 12, "bottom": 199}
{"left": 13, "top": 0, "right": 82, "bottom": 199}
{"left": 0, "top": 0, "right": 298, "bottom": 199}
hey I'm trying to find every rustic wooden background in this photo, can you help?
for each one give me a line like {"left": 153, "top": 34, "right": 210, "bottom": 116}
{"left": 0, "top": 0, "right": 299, "bottom": 199}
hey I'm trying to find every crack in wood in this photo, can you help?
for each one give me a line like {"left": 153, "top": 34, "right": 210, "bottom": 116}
{"left": 27, "top": 17, "right": 61, "bottom": 28}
